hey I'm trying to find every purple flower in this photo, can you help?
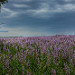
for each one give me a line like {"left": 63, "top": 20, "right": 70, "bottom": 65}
{"left": 44, "top": 72, "right": 46, "bottom": 75}
{"left": 3, "top": 46, "right": 6, "bottom": 51}
{"left": 64, "top": 63, "right": 70, "bottom": 75}
{"left": 51, "top": 69, "right": 56, "bottom": 75}
{"left": 20, "top": 49, "right": 23, "bottom": 53}
{"left": 16, "top": 69, "right": 18, "bottom": 72}
{"left": 26, "top": 70, "right": 31, "bottom": 75}
{"left": 22, "top": 66, "right": 24, "bottom": 70}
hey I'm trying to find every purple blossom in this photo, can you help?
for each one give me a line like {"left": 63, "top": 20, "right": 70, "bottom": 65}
{"left": 22, "top": 66, "right": 24, "bottom": 70}
{"left": 51, "top": 68, "right": 56, "bottom": 75}
{"left": 26, "top": 70, "right": 31, "bottom": 75}
{"left": 20, "top": 49, "right": 23, "bottom": 53}
{"left": 64, "top": 63, "right": 70, "bottom": 75}
{"left": 16, "top": 69, "right": 18, "bottom": 73}
{"left": 44, "top": 72, "right": 46, "bottom": 75}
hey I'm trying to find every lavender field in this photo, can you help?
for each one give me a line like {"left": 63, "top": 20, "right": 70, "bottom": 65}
{"left": 0, "top": 35, "right": 75, "bottom": 75}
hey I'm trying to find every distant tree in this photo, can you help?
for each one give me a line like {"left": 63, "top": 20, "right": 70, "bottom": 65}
{"left": 0, "top": 0, "right": 8, "bottom": 12}
{"left": 0, "top": 0, "right": 8, "bottom": 25}
{"left": 0, "top": 0, "right": 8, "bottom": 4}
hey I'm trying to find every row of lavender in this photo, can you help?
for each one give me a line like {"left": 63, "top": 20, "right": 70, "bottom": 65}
{"left": 0, "top": 35, "right": 75, "bottom": 75}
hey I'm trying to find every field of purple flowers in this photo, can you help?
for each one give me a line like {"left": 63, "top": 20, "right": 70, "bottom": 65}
{"left": 0, "top": 35, "right": 75, "bottom": 75}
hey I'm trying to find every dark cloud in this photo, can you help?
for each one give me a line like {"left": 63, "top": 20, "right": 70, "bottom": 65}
{"left": 0, "top": 23, "right": 5, "bottom": 25}
{"left": 0, "top": 0, "right": 75, "bottom": 36}
{"left": 0, "top": 31, "right": 8, "bottom": 32}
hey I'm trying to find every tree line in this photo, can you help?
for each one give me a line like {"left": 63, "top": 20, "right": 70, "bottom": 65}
{"left": 0, "top": 0, "right": 8, "bottom": 12}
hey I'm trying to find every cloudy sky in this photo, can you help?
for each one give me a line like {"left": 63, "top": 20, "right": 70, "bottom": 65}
{"left": 0, "top": 0, "right": 75, "bottom": 37}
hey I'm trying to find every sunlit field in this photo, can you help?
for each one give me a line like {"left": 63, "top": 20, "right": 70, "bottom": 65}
{"left": 0, "top": 35, "right": 75, "bottom": 75}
